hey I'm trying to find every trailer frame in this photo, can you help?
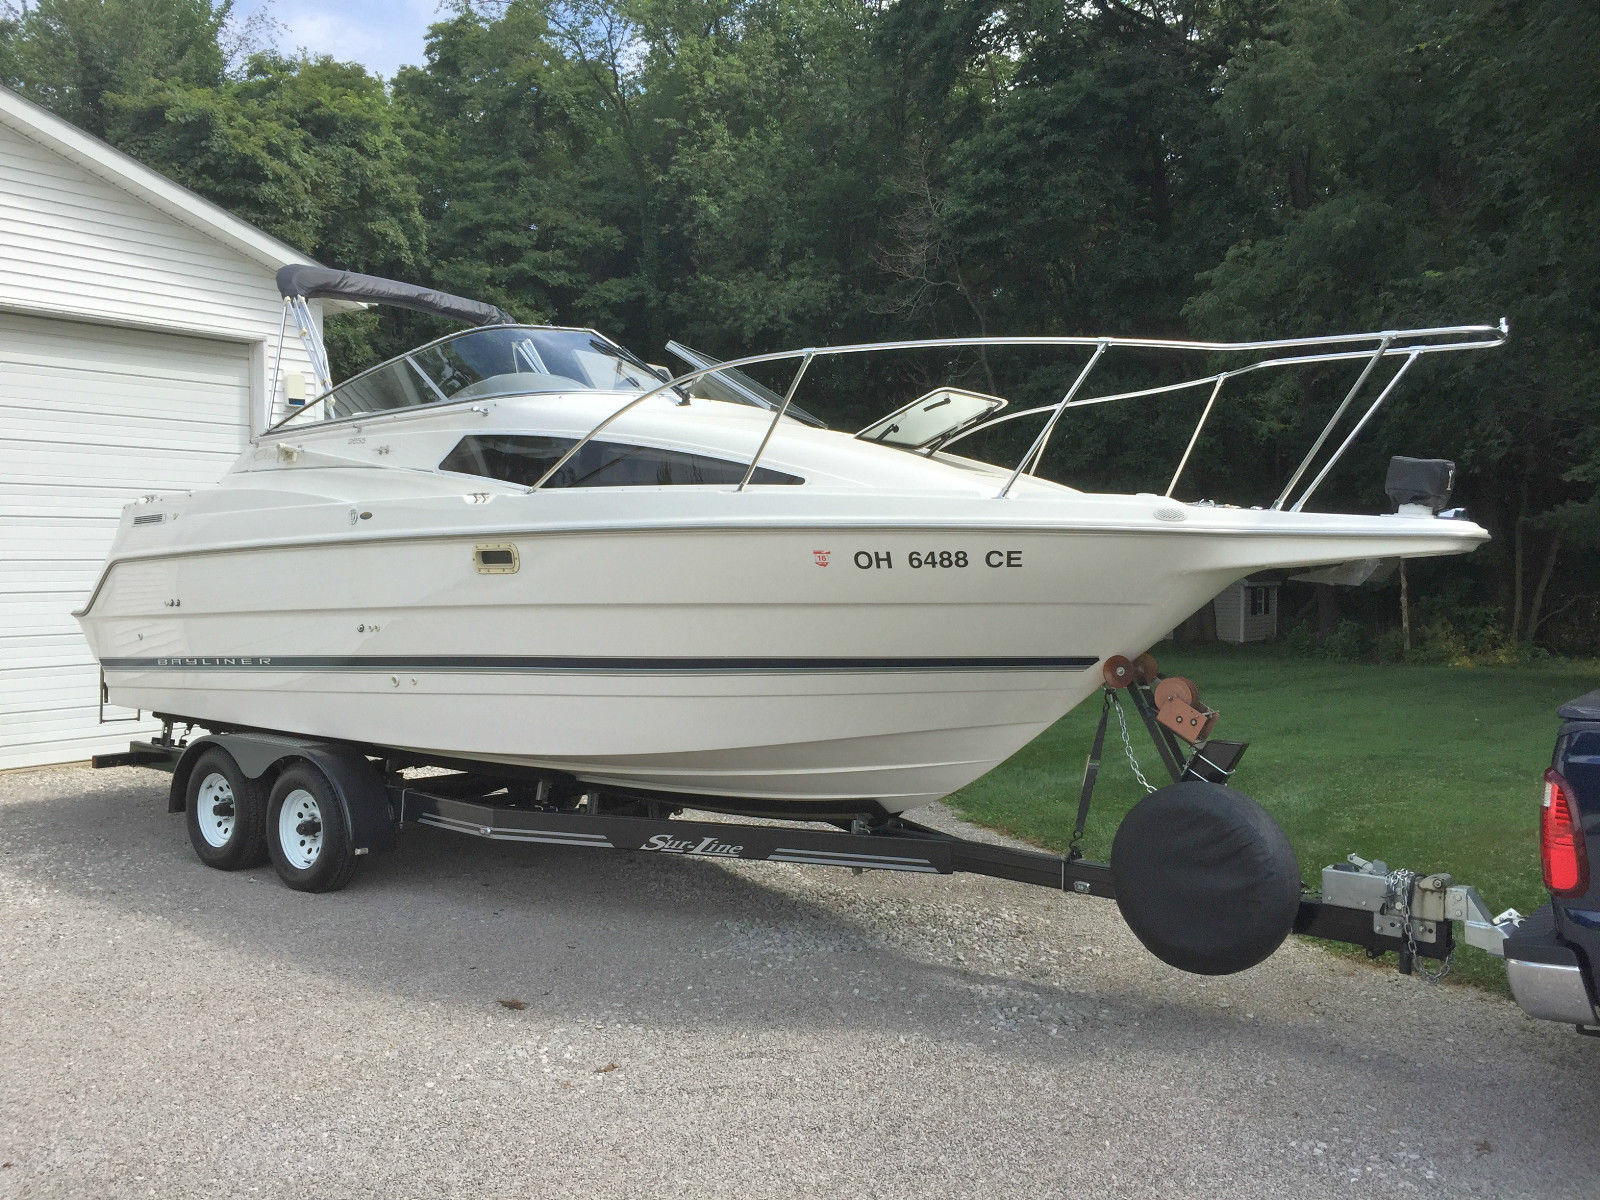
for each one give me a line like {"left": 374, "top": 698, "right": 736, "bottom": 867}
{"left": 94, "top": 719, "right": 1469, "bottom": 970}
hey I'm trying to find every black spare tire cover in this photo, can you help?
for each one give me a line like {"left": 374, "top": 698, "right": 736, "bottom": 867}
{"left": 1110, "top": 780, "right": 1301, "bottom": 975}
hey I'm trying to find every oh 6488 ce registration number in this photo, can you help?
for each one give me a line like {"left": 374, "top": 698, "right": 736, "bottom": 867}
{"left": 847, "top": 549, "right": 1023, "bottom": 569}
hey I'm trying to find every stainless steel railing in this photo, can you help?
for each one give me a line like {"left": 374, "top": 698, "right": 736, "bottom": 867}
{"left": 525, "top": 321, "right": 1507, "bottom": 508}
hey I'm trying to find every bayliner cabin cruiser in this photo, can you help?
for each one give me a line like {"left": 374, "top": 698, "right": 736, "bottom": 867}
{"left": 77, "top": 268, "right": 1530, "bottom": 979}
{"left": 77, "top": 268, "right": 1500, "bottom": 816}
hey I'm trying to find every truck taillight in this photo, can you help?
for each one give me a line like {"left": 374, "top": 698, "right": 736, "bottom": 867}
{"left": 1542, "top": 768, "right": 1589, "bottom": 897}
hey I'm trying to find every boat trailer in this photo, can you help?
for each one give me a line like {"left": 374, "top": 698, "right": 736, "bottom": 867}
{"left": 92, "top": 656, "right": 1521, "bottom": 979}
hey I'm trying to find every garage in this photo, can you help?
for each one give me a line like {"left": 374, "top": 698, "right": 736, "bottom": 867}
{"left": 0, "top": 314, "right": 254, "bottom": 767}
{"left": 0, "top": 85, "right": 325, "bottom": 770}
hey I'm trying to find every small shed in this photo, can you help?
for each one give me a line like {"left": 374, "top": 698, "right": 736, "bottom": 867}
{"left": 1214, "top": 578, "right": 1280, "bottom": 644}
{"left": 0, "top": 86, "right": 327, "bottom": 769}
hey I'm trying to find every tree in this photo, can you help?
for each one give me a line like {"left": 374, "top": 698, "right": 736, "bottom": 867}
{"left": 108, "top": 56, "right": 421, "bottom": 268}
{"left": 395, "top": 4, "right": 639, "bottom": 337}
{"left": 0, "top": 0, "right": 232, "bottom": 136}
{"left": 1189, "top": 0, "right": 1600, "bottom": 642}
{"left": 2, "top": 0, "right": 1597, "bottom": 646}
{"left": 108, "top": 53, "right": 428, "bottom": 372}
{"left": 871, "top": 1, "right": 1258, "bottom": 487}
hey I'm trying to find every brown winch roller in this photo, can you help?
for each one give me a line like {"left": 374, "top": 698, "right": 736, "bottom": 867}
{"left": 1104, "top": 652, "right": 1160, "bottom": 689}
{"left": 1102, "top": 655, "right": 1137, "bottom": 689}
{"left": 1153, "top": 677, "right": 1199, "bottom": 709}
{"left": 1153, "top": 675, "right": 1216, "bottom": 743}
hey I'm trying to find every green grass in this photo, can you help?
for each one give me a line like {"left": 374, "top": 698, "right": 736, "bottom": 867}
{"left": 947, "top": 645, "right": 1598, "bottom": 990}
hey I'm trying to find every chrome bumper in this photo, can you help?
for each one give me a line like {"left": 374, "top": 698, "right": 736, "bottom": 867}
{"left": 1506, "top": 955, "right": 1600, "bottom": 1026}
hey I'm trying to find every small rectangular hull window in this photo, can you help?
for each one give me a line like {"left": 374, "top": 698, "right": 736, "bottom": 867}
{"left": 440, "top": 435, "right": 803, "bottom": 488}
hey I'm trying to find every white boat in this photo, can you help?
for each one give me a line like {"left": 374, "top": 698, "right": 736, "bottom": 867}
{"left": 75, "top": 268, "right": 1503, "bottom": 814}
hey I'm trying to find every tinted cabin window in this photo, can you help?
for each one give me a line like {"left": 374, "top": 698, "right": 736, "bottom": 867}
{"left": 440, "top": 435, "right": 803, "bottom": 488}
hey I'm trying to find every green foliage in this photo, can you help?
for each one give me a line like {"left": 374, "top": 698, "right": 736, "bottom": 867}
{"left": 0, "top": 0, "right": 229, "bottom": 135}
{"left": 3, "top": 0, "right": 1597, "bottom": 643}
{"left": 1408, "top": 601, "right": 1526, "bottom": 667}
{"left": 113, "top": 55, "right": 426, "bottom": 276}
{"left": 1188, "top": 0, "right": 1600, "bottom": 638}
{"left": 394, "top": 3, "right": 615, "bottom": 327}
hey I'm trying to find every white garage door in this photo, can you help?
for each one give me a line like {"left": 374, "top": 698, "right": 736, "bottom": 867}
{"left": 0, "top": 311, "right": 251, "bottom": 769}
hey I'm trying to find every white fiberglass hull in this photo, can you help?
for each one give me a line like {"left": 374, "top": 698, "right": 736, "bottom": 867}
{"left": 79, "top": 496, "right": 1486, "bottom": 813}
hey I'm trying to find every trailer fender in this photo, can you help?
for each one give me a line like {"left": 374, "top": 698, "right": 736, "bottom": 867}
{"left": 169, "top": 733, "right": 396, "bottom": 855}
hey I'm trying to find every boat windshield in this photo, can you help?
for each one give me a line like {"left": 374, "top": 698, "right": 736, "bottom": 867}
{"left": 273, "top": 326, "right": 669, "bottom": 429}
{"left": 666, "top": 340, "right": 828, "bottom": 428}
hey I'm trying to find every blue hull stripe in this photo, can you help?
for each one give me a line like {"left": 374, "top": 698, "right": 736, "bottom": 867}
{"left": 100, "top": 654, "right": 1098, "bottom": 674}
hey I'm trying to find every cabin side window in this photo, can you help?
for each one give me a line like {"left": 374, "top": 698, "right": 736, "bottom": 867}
{"left": 439, "top": 435, "right": 803, "bottom": 488}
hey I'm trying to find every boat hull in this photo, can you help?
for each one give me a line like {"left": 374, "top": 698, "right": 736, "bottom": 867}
{"left": 80, "top": 511, "right": 1484, "bottom": 812}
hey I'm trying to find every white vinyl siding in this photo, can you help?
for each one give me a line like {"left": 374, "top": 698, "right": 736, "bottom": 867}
{"left": 0, "top": 88, "right": 325, "bottom": 768}
{"left": 0, "top": 113, "right": 318, "bottom": 427}
{"left": 0, "top": 311, "right": 251, "bottom": 768}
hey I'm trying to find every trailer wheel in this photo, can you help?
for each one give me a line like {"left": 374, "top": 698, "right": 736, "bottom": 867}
{"left": 266, "top": 764, "right": 359, "bottom": 893}
{"left": 184, "top": 749, "right": 268, "bottom": 870}
{"left": 1110, "top": 780, "right": 1301, "bottom": 976}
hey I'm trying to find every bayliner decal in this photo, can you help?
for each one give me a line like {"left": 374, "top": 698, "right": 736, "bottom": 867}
{"left": 149, "top": 656, "right": 275, "bottom": 667}
{"left": 100, "top": 654, "right": 1098, "bottom": 674}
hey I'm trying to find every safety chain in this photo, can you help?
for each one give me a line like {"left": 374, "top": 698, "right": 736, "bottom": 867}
{"left": 1385, "top": 867, "right": 1452, "bottom": 982}
{"left": 1111, "top": 692, "right": 1157, "bottom": 795}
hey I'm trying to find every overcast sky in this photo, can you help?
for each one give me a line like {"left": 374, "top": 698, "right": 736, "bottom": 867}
{"left": 233, "top": 0, "right": 445, "bottom": 78}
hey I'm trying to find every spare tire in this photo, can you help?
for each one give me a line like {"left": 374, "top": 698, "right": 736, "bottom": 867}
{"left": 1110, "top": 780, "right": 1301, "bottom": 975}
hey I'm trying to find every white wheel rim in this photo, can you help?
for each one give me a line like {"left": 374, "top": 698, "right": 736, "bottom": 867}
{"left": 195, "top": 772, "right": 235, "bottom": 848}
{"left": 279, "top": 789, "right": 323, "bottom": 870}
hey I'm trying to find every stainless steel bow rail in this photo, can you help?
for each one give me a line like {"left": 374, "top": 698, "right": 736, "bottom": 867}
{"left": 525, "top": 320, "right": 1508, "bottom": 506}
{"left": 93, "top": 710, "right": 1521, "bottom": 978}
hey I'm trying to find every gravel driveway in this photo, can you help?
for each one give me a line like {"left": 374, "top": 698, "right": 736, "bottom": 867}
{"left": 1, "top": 763, "right": 1596, "bottom": 1200}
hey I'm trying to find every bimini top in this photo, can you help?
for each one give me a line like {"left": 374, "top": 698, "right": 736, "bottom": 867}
{"left": 275, "top": 265, "right": 514, "bottom": 327}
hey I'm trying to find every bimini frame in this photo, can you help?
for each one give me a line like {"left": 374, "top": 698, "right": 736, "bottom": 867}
{"left": 269, "top": 265, "right": 515, "bottom": 420}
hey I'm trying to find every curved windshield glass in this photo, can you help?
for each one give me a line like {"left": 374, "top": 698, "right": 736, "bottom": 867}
{"left": 273, "top": 327, "right": 668, "bottom": 428}
{"left": 665, "top": 340, "right": 827, "bottom": 428}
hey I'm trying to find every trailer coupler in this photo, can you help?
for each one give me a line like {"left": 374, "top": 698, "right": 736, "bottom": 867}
{"left": 1295, "top": 853, "right": 1525, "bottom": 977}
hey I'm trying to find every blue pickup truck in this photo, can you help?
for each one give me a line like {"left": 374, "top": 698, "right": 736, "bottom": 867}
{"left": 1501, "top": 689, "right": 1600, "bottom": 1030}
{"left": 1311, "top": 688, "right": 1598, "bottom": 1032}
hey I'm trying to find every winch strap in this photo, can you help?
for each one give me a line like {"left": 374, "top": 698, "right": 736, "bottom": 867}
{"left": 1071, "top": 690, "right": 1114, "bottom": 858}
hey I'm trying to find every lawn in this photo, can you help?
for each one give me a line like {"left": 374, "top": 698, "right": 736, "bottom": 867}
{"left": 947, "top": 645, "right": 1599, "bottom": 990}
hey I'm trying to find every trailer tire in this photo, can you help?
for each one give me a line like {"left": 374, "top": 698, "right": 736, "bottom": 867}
{"left": 184, "top": 749, "right": 268, "bottom": 870}
{"left": 266, "top": 763, "right": 360, "bottom": 893}
{"left": 1110, "top": 780, "right": 1300, "bottom": 976}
